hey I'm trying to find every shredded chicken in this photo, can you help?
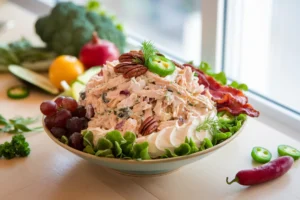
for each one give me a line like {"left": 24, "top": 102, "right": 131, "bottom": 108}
{"left": 81, "top": 61, "right": 216, "bottom": 136}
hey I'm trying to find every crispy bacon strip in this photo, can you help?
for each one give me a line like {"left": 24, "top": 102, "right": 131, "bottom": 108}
{"left": 182, "top": 64, "right": 259, "bottom": 117}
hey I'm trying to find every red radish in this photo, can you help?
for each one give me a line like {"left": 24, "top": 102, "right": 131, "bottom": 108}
{"left": 79, "top": 32, "right": 119, "bottom": 69}
{"left": 226, "top": 156, "right": 294, "bottom": 186}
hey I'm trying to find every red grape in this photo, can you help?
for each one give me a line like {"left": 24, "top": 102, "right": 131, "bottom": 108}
{"left": 40, "top": 100, "right": 57, "bottom": 116}
{"left": 50, "top": 127, "right": 66, "bottom": 138}
{"left": 54, "top": 109, "right": 72, "bottom": 128}
{"left": 72, "top": 106, "right": 86, "bottom": 118}
{"left": 44, "top": 114, "right": 56, "bottom": 129}
{"left": 69, "top": 132, "right": 84, "bottom": 150}
{"left": 62, "top": 97, "right": 78, "bottom": 112}
{"left": 55, "top": 96, "right": 65, "bottom": 107}
{"left": 66, "top": 117, "right": 86, "bottom": 134}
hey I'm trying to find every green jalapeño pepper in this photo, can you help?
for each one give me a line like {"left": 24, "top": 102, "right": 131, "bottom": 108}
{"left": 7, "top": 85, "right": 30, "bottom": 99}
{"left": 147, "top": 55, "right": 175, "bottom": 77}
{"left": 278, "top": 145, "right": 300, "bottom": 160}
{"left": 251, "top": 146, "right": 272, "bottom": 164}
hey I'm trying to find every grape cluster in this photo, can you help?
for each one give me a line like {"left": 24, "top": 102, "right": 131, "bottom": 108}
{"left": 40, "top": 96, "right": 90, "bottom": 150}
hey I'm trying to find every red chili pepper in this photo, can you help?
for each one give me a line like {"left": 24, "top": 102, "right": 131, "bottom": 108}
{"left": 226, "top": 156, "right": 294, "bottom": 186}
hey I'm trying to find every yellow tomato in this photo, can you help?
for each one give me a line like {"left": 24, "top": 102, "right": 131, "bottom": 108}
{"left": 49, "top": 55, "right": 84, "bottom": 89}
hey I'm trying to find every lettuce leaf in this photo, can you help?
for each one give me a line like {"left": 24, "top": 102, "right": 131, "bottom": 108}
{"left": 132, "top": 142, "right": 151, "bottom": 160}
{"left": 105, "top": 130, "right": 127, "bottom": 145}
{"left": 83, "top": 145, "right": 95, "bottom": 155}
{"left": 82, "top": 112, "right": 246, "bottom": 159}
{"left": 83, "top": 131, "right": 94, "bottom": 147}
{"left": 96, "top": 138, "right": 113, "bottom": 150}
{"left": 198, "top": 61, "right": 248, "bottom": 91}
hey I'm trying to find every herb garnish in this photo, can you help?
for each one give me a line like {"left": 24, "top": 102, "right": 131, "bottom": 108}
{"left": 0, "top": 134, "right": 30, "bottom": 159}
{"left": 141, "top": 41, "right": 158, "bottom": 62}
{"left": 196, "top": 117, "right": 220, "bottom": 136}
{"left": 0, "top": 114, "right": 42, "bottom": 134}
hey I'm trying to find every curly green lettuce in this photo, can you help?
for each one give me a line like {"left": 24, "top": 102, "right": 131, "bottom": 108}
{"left": 63, "top": 112, "right": 246, "bottom": 160}
{"left": 81, "top": 130, "right": 150, "bottom": 160}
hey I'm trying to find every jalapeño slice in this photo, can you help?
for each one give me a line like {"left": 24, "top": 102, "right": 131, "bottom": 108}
{"left": 147, "top": 55, "right": 175, "bottom": 77}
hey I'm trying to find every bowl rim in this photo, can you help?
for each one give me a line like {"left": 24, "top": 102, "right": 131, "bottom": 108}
{"left": 43, "top": 116, "right": 246, "bottom": 164}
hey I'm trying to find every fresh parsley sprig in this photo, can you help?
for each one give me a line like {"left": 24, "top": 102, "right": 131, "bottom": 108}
{"left": 0, "top": 114, "right": 42, "bottom": 134}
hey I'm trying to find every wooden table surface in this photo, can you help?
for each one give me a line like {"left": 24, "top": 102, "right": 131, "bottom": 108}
{"left": 0, "top": 1, "right": 300, "bottom": 200}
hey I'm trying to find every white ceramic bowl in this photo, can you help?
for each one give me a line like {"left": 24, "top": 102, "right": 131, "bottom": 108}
{"left": 43, "top": 119, "right": 246, "bottom": 176}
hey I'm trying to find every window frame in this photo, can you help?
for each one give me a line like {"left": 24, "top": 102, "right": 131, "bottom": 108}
{"left": 222, "top": 0, "right": 300, "bottom": 132}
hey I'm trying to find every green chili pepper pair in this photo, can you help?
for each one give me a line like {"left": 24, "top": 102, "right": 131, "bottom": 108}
{"left": 251, "top": 145, "right": 300, "bottom": 164}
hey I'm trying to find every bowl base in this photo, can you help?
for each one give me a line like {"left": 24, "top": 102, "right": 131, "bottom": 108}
{"left": 108, "top": 168, "right": 181, "bottom": 177}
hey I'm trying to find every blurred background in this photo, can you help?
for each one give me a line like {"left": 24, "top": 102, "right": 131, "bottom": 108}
{"left": 39, "top": 0, "right": 202, "bottom": 63}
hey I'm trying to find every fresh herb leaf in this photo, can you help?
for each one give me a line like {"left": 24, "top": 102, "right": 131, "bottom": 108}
{"left": 0, "top": 134, "right": 30, "bottom": 159}
{"left": 96, "top": 137, "right": 113, "bottom": 151}
{"left": 0, "top": 114, "right": 9, "bottom": 125}
{"left": 9, "top": 116, "right": 38, "bottom": 125}
{"left": 0, "top": 115, "right": 41, "bottom": 134}
{"left": 141, "top": 41, "right": 158, "bottom": 62}
{"left": 196, "top": 117, "right": 220, "bottom": 136}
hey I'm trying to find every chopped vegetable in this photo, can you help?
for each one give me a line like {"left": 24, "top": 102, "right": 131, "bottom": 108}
{"left": 77, "top": 66, "right": 101, "bottom": 84}
{"left": 49, "top": 55, "right": 84, "bottom": 89}
{"left": 35, "top": 2, "right": 126, "bottom": 56}
{"left": 71, "top": 81, "right": 85, "bottom": 101}
{"left": 8, "top": 65, "right": 59, "bottom": 95}
{"left": 278, "top": 145, "right": 300, "bottom": 160}
{"left": 0, "top": 134, "right": 31, "bottom": 159}
{"left": 0, "top": 38, "right": 56, "bottom": 72}
{"left": 147, "top": 55, "right": 175, "bottom": 77}
{"left": 0, "top": 114, "right": 42, "bottom": 134}
{"left": 251, "top": 146, "right": 272, "bottom": 164}
{"left": 226, "top": 156, "right": 294, "bottom": 186}
{"left": 7, "top": 85, "right": 30, "bottom": 99}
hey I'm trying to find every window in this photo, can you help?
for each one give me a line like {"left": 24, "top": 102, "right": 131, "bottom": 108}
{"left": 224, "top": 0, "right": 300, "bottom": 116}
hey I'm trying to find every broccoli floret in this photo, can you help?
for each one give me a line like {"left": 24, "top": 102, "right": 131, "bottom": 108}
{"left": 11, "top": 134, "right": 30, "bottom": 157}
{"left": 35, "top": 2, "right": 126, "bottom": 56}
{"left": 1, "top": 142, "right": 16, "bottom": 159}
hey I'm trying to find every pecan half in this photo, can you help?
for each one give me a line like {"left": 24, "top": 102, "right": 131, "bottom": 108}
{"left": 123, "top": 65, "right": 148, "bottom": 79}
{"left": 114, "top": 63, "right": 137, "bottom": 73}
{"left": 139, "top": 116, "right": 158, "bottom": 136}
{"left": 119, "top": 51, "right": 145, "bottom": 64}
{"left": 171, "top": 60, "right": 184, "bottom": 69}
